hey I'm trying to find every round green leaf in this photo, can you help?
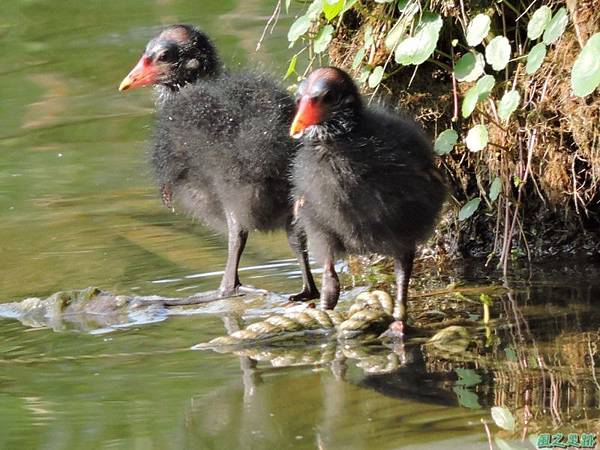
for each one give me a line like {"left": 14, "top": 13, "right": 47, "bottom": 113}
{"left": 491, "top": 406, "right": 516, "bottom": 432}
{"left": 394, "top": 13, "right": 443, "bottom": 66}
{"left": 465, "top": 124, "right": 488, "bottom": 152}
{"left": 385, "top": 5, "right": 418, "bottom": 50}
{"left": 571, "top": 33, "right": 600, "bottom": 97}
{"left": 458, "top": 198, "right": 481, "bottom": 221}
{"left": 489, "top": 176, "right": 501, "bottom": 201}
{"left": 527, "top": 6, "right": 552, "bottom": 40}
{"left": 288, "top": 15, "right": 311, "bottom": 42}
{"left": 307, "top": 0, "right": 324, "bottom": 19}
{"left": 351, "top": 47, "right": 366, "bottom": 70}
{"left": 357, "top": 66, "right": 371, "bottom": 84}
{"left": 485, "top": 36, "right": 511, "bottom": 71}
{"left": 466, "top": 14, "right": 491, "bottom": 47}
{"left": 323, "top": 0, "right": 345, "bottom": 21}
{"left": 543, "top": 8, "right": 568, "bottom": 45}
{"left": 368, "top": 66, "right": 384, "bottom": 88}
{"left": 525, "top": 42, "right": 547, "bottom": 74}
{"left": 476, "top": 74, "right": 495, "bottom": 100}
{"left": 461, "top": 75, "right": 495, "bottom": 118}
{"left": 455, "top": 52, "right": 485, "bottom": 82}
{"left": 498, "top": 90, "right": 521, "bottom": 122}
{"left": 313, "top": 25, "right": 334, "bottom": 53}
{"left": 434, "top": 129, "right": 458, "bottom": 155}
{"left": 461, "top": 86, "right": 479, "bottom": 118}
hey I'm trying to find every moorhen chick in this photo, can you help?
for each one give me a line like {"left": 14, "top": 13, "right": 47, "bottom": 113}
{"left": 289, "top": 67, "right": 446, "bottom": 334}
{"left": 119, "top": 24, "right": 318, "bottom": 301}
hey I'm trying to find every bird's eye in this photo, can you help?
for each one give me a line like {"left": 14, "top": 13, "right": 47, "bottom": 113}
{"left": 321, "top": 90, "right": 335, "bottom": 104}
{"left": 157, "top": 52, "right": 168, "bottom": 62}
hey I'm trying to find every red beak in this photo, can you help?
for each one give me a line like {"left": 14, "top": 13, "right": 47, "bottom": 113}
{"left": 290, "top": 96, "right": 322, "bottom": 138}
{"left": 119, "top": 55, "right": 161, "bottom": 91}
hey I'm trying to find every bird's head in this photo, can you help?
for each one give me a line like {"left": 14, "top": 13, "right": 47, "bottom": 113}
{"left": 290, "top": 66, "right": 362, "bottom": 140}
{"left": 119, "top": 24, "right": 220, "bottom": 92}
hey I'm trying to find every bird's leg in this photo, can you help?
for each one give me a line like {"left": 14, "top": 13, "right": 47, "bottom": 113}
{"left": 160, "top": 183, "right": 174, "bottom": 212}
{"left": 387, "top": 247, "right": 416, "bottom": 337}
{"left": 320, "top": 256, "right": 340, "bottom": 310}
{"left": 218, "top": 212, "right": 268, "bottom": 298}
{"left": 286, "top": 220, "right": 319, "bottom": 302}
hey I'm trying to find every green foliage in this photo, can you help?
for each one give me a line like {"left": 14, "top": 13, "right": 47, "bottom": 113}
{"left": 571, "top": 33, "right": 600, "bottom": 97}
{"left": 489, "top": 177, "right": 501, "bottom": 202}
{"left": 542, "top": 7, "right": 568, "bottom": 45}
{"left": 491, "top": 406, "right": 516, "bottom": 431}
{"left": 485, "top": 36, "right": 511, "bottom": 71}
{"left": 434, "top": 129, "right": 458, "bottom": 155}
{"left": 394, "top": 13, "right": 442, "bottom": 65}
{"left": 497, "top": 90, "right": 521, "bottom": 122}
{"left": 527, "top": 6, "right": 552, "bottom": 40}
{"left": 455, "top": 51, "right": 485, "bottom": 82}
{"left": 465, "top": 124, "right": 488, "bottom": 152}
{"left": 466, "top": 14, "right": 491, "bottom": 47}
{"left": 525, "top": 43, "right": 547, "bottom": 75}
{"left": 459, "top": 197, "right": 481, "bottom": 220}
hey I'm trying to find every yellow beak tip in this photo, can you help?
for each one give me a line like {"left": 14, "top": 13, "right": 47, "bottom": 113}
{"left": 118, "top": 78, "right": 131, "bottom": 92}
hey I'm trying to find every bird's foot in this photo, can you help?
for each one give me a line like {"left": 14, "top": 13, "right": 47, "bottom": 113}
{"left": 288, "top": 286, "right": 320, "bottom": 303}
{"left": 379, "top": 320, "right": 418, "bottom": 340}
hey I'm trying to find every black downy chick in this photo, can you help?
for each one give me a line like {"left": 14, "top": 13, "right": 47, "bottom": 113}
{"left": 289, "top": 67, "right": 446, "bottom": 334}
{"left": 119, "top": 25, "right": 318, "bottom": 301}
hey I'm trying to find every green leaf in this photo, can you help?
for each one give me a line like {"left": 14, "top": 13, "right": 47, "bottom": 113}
{"left": 385, "top": 4, "right": 419, "bottom": 50}
{"left": 453, "top": 385, "right": 481, "bottom": 409}
{"left": 525, "top": 42, "right": 547, "bottom": 74}
{"left": 479, "top": 293, "right": 493, "bottom": 306}
{"left": 351, "top": 47, "right": 366, "bottom": 70}
{"left": 307, "top": 0, "right": 324, "bottom": 19}
{"left": 491, "top": 406, "right": 516, "bottom": 431}
{"left": 284, "top": 54, "right": 298, "bottom": 80}
{"left": 465, "top": 124, "right": 488, "bottom": 152}
{"left": 454, "top": 51, "right": 485, "bottom": 82}
{"left": 571, "top": 33, "right": 600, "bottom": 97}
{"left": 314, "top": 25, "right": 334, "bottom": 53}
{"left": 364, "top": 25, "right": 374, "bottom": 48}
{"left": 476, "top": 74, "right": 495, "bottom": 99}
{"left": 527, "top": 6, "right": 552, "bottom": 40}
{"left": 357, "top": 66, "right": 371, "bottom": 84}
{"left": 288, "top": 15, "right": 311, "bottom": 42}
{"left": 485, "top": 36, "right": 511, "bottom": 71}
{"left": 455, "top": 368, "right": 482, "bottom": 387}
{"left": 459, "top": 197, "right": 481, "bottom": 221}
{"left": 461, "top": 86, "right": 479, "bottom": 118}
{"left": 323, "top": 0, "right": 345, "bottom": 21}
{"left": 461, "top": 75, "right": 495, "bottom": 118}
{"left": 498, "top": 90, "right": 521, "bottom": 122}
{"left": 368, "top": 66, "right": 384, "bottom": 88}
{"left": 374, "top": 0, "right": 394, "bottom": 2}
{"left": 394, "top": 13, "right": 443, "bottom": 66}
{"left": 434, "top": 129, "right": 458, "bottom": 155}
{"left": 466, "top": 14, "right": 491, "bottom": 47}
{"left": 489, "top": 176, "right": 501, "bottom": 201}
{"left": 543, "top": 7, "right": 568, "bottom": 45}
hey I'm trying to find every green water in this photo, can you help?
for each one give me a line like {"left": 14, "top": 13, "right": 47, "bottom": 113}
{"left": 1, "top": 1, "right": 599, "bottom": 449}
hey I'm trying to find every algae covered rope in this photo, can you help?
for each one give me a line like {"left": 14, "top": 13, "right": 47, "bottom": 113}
{"left": 193, "top": 290, "right": 395, "bottom": 348}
